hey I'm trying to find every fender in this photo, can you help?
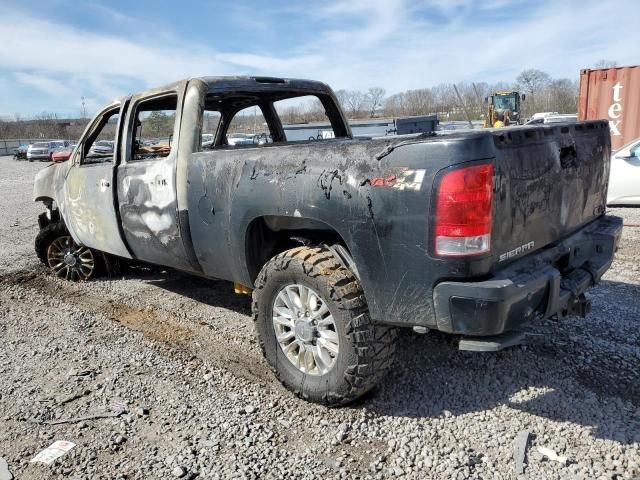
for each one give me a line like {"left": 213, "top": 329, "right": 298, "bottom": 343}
{"left": 33, "top": 161, "right": 82, "bottom": 244}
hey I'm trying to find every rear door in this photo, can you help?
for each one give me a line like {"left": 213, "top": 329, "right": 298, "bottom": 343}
{"left": 64, "top": 102, "right": 132, "bottom": 258}
{"left": 116, "top": 82, "right": 198, "bottom": 272}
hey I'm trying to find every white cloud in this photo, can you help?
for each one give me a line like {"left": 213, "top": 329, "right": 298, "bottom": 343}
{"left": 0, "top": 0, "right": 638, "bottom": 117}
{"left": 216, "top": 53, "right": 322, "bottom": 72}
{"left": 291, "top": 0, "right": 640, "bottom": 91}
{"left": 13, "top": 72, "right": 77, "bottom": 98}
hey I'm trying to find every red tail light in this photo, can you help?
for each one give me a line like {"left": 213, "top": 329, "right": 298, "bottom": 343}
{"left": 434, "top": 163, "right": 494, "bottom": 257}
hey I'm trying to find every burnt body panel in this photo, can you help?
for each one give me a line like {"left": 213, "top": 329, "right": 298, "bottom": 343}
{"left": 34, "top": 75, "right": 616, "bottom": 333}
{"left": 185, "top": 133, "right": 498, "bottom": 326}
{"left": 489, "top": 122, "right": 611, "bottom": 271}
{"left": 116, "top": 80, "right": 198, "bottom": 272}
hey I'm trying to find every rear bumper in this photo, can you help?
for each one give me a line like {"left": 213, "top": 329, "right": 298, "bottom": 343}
{"left": 432, "top": 215, "right": 623, "bottom": 336}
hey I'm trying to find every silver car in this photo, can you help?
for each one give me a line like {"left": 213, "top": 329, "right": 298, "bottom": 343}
{"left": 27, "top": 140, "right": 69, "bottom": 162}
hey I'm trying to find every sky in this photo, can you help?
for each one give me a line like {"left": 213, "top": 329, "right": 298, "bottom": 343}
{"left": 1, "top": 0, "right": 638, "bottom": 118}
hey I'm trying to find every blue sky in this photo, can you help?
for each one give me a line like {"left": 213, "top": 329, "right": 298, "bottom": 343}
{"left": 1, "top": 0, "right": 638, "bottom": 118}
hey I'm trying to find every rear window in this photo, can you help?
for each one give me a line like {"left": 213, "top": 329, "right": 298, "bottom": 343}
{"left": 33, "top": 142, "right": 49, "bottom": 148}
{"left": 274, "top": 95, "right": 336, "bottom": 142}
{"left": 226, "top": 106, "right": 271, "bottom": 146}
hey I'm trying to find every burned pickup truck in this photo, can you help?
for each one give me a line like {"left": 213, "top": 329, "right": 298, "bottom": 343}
{"left": 33, "top": 76, "right": 622, "bottom": 405}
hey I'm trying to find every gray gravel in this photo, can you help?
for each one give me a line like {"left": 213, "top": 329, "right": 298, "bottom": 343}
{"left": 0, "top": 155, "right": 638, "bottom": 479}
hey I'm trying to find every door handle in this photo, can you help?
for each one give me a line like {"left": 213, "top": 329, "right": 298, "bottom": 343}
{"left": 150, "top": 176, "right": 168, "bottom": 186}
{"left": 99, "top": 179, "right": 110, "bottom": 188}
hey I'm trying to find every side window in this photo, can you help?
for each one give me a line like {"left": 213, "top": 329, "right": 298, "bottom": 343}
{"left": 82, "top": 108, "right": 119, "bottom": 165}
{"left": 226, "top": 106, "right": 271, "bottom": 146}
{"left": 274, "top": 95, "right": 335, "bottom": 142}
{"left": 630, "top": 143, "right": 640, "bottom": 158}
{"left": 201, "top": 110, "right": 221, "bottom": 150}
{"left": 132, "top": 95, "right": 177, "bottom": 160}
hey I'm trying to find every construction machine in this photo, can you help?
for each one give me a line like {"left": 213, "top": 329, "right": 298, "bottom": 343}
{"left": 484, "top": 91, "right": 525, "bottom": 128}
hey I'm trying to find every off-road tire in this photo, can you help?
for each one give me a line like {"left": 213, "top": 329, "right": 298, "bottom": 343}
{"left": 252, "top": 246, "right": 397, "bottom": 405}
{"left": 35, "top": 222, "right": 70, "bottom": 266}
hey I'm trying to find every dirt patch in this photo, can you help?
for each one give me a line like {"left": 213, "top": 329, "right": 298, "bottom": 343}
{"left": 110, "top": 303, "right": 194, "bottom": 345}
{"left": 0, "top": 266, "right": 275, "bottom": 387}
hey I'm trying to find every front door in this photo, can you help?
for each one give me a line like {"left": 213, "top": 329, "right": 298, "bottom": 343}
{"left": 116, "top": 83, "right": 198, "bottom": 271}
{"left": 64, "top": 102, "right": 132, "bottom": 258}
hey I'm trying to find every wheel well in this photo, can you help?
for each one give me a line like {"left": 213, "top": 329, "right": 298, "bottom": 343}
{"left": 34, "top": 195, "right": 54, "bottom": 205}
{"left": 245, "top": 216, "right": 349, "bottom": 281}
{"left": 35, "top": 197, "right": 61, "bottom": 229}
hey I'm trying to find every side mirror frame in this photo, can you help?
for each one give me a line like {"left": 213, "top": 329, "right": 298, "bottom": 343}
{"left": 76, "top": 143, "right": 85, "bottom": 164}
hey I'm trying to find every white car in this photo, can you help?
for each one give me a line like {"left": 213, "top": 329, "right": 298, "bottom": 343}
{"left": 607, "top": 138, "right": 640, "bottom": 205}
{"left": 525, "top": 114, "right": 577, "bottom": 125}
{"left": 27, "top": 140, "right": 69, "bottom": 161}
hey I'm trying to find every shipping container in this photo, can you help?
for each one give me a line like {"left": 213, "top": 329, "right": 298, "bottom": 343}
{"left": 578, "top": 65, "right": 640, "bottom": 151}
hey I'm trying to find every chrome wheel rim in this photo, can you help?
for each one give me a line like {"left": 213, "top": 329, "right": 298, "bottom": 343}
{"left": 272, "top": 284, "right": 339, "bottom": 376}
{"left": 47, "top": 236, "right": 95, "bottom": 281}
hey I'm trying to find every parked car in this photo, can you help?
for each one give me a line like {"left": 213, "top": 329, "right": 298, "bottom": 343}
{"left": 226, "top": 133, "right": 255, "bottom": 146}
{"left": 32, "top": 76, "right": 621, "bottom": 405}
{"left": 607, "top": 138, "right": 640, "bottom": 205}
{"left": 529, "top": 112, "right": 558, "bottom": 121}
{"left": 525, "top": 114, "right": 577, "bottom": 125}
{"left": 13, "top": 144, "right": 30, "bottom": 160}
{"left": 88, "top": 140, "right": 114, "bottom": 157}
{"left": 27, "top": 140, "right": 69, "bottom": 162}
{"left": 201, "top": 133, "right": 215, "bottom": 150}
{"left": 51, "top": 144, "right": 76, "bottom": 163}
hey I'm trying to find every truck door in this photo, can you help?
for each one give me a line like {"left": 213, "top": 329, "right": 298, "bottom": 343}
{"left": 63, "top": 102, "right": 132, "bottom": 259}
{"left": 116, "top": 83, "right": 198, "bottom": 272}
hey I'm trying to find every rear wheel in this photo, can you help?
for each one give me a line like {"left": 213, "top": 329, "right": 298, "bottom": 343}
{"left": 35, "top": 223, "right": 97, "bottom": 281}
{"left": 252, "top": 246, "right": 397, "bottom": 405}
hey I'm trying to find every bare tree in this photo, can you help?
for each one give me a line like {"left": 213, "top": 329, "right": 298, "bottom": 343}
{"left": 334, "top": 90, "right": 349, "bottom": 112}
{"left": 365, "top": 87, "right": 386, "bottom": 118}
{"left": 516, "top": 69, "right": 552, "bottom": 115}
{"left": 548, "top": 78, "right": 579, "bottom": 113}
{"left": 517, "top": 69, "right": 551, "bottom": 94}
{"left": 343, "top": 90, "right": 366, "bottom": 118}
{"left": 594, "top": 59, "right": 618, "bottom": 69}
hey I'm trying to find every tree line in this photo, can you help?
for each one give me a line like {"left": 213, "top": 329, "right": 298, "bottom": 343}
{"left": 0, "top": 112, "right": 90, "bottom": 141}
{"left": 338, "top": 68, "right": 580, "bottom": 122}
{"left": 0, "top": 62, "right": 618, "bottom": 139}
{"left": 247, "top": 68, "right": 583, "bottom": 125}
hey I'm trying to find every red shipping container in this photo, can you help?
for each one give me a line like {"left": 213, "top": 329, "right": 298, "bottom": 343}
{"left": 578, "top": 65, "right": 640, "bottom": 151}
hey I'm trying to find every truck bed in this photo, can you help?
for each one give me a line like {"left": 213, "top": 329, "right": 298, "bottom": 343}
{"left": 183, "top": 121, "right": 612, "bottom": 328}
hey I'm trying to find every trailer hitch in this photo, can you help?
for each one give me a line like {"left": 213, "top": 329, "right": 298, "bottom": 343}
{"left": 569, "top": 293, "right": 592, "bottom": 318}
{"left": 555, "top": 293, "right": 592, "bottom": 320}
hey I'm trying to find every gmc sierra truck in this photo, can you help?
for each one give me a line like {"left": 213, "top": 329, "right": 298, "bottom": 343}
{"left": 33, "top": 76, "right": 622, "bottom": 405}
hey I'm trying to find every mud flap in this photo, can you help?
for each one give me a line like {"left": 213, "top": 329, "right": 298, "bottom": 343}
{"left": 458, "top": 330, "right": 526, "bottom": 352}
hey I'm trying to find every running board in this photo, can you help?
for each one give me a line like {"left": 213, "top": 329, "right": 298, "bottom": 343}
{"left": 458, "top": 330, "right": 526, "bottom": 352}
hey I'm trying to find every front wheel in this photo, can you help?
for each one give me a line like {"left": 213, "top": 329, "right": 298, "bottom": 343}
{"left": 252, "top": 246, "right": 397, "bottom": 405}
{"left": 35, "top": 222, "right": 97, "bottom": 281}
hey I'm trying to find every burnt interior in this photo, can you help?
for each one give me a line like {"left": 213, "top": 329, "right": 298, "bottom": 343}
{"left": 201, "top": 88, "right": 350, "bottom": 148}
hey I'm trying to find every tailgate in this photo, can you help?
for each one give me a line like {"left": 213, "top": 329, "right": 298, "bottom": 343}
{"left": 490, "top": 120, "right": 610, "bottom": 269}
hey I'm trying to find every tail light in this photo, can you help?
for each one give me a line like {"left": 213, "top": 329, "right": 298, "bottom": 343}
{"left": 434, "top": 163, "right": 494, "bottom": 257}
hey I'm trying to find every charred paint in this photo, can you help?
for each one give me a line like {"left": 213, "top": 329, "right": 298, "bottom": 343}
{"left": 33, "top": 76, "right": 614, "bottom": 329}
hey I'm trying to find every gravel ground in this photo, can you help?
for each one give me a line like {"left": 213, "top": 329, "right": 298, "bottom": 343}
{"left": 0, "top": 155, "right": 638, "bottom": 479}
